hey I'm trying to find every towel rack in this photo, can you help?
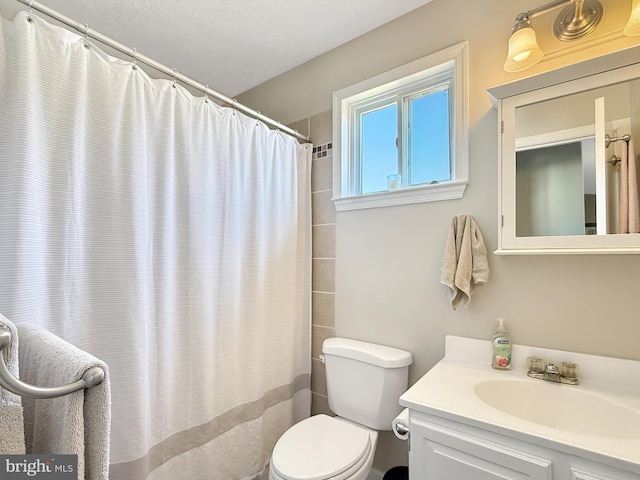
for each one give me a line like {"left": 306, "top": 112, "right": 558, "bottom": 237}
{"left": 605, "top": 133, "right": 631, "bottom": 148}
{"left": 0, "top": 324, "right": 105, "bottom": 399}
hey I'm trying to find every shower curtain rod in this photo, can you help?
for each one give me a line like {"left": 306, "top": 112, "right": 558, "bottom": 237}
{"left": 16, "top": 0, "right": 310, "bottom": 143}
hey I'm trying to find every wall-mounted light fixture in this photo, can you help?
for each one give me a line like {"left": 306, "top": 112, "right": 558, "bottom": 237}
{"left": 625, "top": 0, "right": 640, "bottom": 35}
{"left": 504, "top": 0, "right": 640, "bottom": 72}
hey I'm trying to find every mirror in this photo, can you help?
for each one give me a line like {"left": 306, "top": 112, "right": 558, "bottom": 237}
{"left": 515, "top": 79, "right": 639, "bottom": 237}
{"left": 489, "top": 45, "right": 640, "bottom": 254}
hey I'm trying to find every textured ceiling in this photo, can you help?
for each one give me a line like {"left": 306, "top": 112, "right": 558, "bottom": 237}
{"left": 25, "top": 0, "right": 433, "bottom": 97}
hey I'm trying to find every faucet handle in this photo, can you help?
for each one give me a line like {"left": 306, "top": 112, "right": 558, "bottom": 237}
{"left": 526, "top": 356, "right": 545, "bottom": 373}
{"left": 560, "top": 361, "right": 578, "bottom": 380}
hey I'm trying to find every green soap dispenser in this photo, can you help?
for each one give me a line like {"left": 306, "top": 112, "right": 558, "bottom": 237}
{"left": 491, "top": 318, "right": 512, "bottom": 370}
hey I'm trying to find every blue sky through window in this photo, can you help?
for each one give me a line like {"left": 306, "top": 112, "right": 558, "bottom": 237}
{"left": 410, "top": 89, "right": 451, "bottom": 185}
{"left": 360, "top": 87, "right": 450, "bottom": 194}
{"left": 361, "top": 104, "right": 397, "bottom": 194}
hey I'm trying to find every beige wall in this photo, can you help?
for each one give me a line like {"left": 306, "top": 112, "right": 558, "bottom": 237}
{"left": 238, "top": 0, "right": 640, "bottom": 471}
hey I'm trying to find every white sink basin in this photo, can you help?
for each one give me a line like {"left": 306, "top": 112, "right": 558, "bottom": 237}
{"left": 474, "top": 379, "right": 640, "bottom": 438}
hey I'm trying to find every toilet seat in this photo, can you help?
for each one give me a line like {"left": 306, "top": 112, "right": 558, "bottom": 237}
{"left": 270, "top": 414, "right": 372, "bottom": 480}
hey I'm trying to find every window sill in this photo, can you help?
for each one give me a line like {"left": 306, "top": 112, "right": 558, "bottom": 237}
{"left": 333, "top": 181, "right": 468, "bottom": 212}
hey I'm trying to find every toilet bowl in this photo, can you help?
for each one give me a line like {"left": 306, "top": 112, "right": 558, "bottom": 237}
{"left": 269, "top": 338, "right": 412, "bottom": 480}
{"left": 269, "top": 415, "right": 377, "bottom": 480}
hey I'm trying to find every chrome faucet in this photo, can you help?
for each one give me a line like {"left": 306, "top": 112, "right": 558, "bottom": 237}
{"left": 543, "top": 363, "right": 561, "bottom": 383}
{"left": 527, "top": 357, "right": 579, "bottom": 385}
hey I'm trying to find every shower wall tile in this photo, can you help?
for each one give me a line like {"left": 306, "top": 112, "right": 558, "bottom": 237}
{"left": 312, "top": 325, "right": 335, "bottom": 359}
{"left": 312, "top": 259, "right": 335, "bottom": 293}
{"left": 312, "top": 224, "right": 336, "bottom": 258}
{"left": 311, "top": 156, "right": 332, "bottom": 193}
{"left": 311, "top": 143, "right": 332, "bottom": 161}
{"left": 310, "top": 110, "right": 332, "bottom": 146}
{"left": 312, "top": 190, "right": 336, "bottom": 225}
{"left": 312, "top": 292, "right": 335, "bottom": 328}
{"left": 311, "top": 358, "right": 327, "bottom": 396}
{"left": 293, "top": 109, "right": 336, "bottom": 416}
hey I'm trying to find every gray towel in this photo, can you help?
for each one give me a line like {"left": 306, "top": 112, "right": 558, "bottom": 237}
{"left": 0, "top": 314, "right": 25, "bottom": 454}
{"left": 440, "top": 214, "right": 489, "bottom": 310}
{"left": 17, "top": 324, "right": 111, "bottom": 480}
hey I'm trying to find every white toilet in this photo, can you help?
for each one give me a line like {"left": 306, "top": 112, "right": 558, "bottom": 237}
{"left": 269, "top": 337, "right": 413, "bottom": 480}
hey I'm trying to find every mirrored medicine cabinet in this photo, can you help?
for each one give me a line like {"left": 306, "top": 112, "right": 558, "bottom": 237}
{"left": 488, "top": 45, "right": 640, "bottom": 254}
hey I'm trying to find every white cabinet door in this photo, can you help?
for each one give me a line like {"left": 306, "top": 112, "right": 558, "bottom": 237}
{"left": 570, "top": 463, "right": 640, "bottom": 480}
{"left": 410, "top": 415, "right": 552, "bottom": 480}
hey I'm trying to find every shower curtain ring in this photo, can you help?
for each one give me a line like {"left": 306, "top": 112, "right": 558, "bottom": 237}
{"left": 26, "top": 0, "right": 33, "bottom": 23}
{"left": 82, "top": 23, "right": 90, "bottom": 48}
{"left": 203, "top": 85, "right": 209, "bottom": 104}
{"left": 131, "top": 47, "right": 138, "bottom": 70}
{"left": 232, "top": 98, "right": 238, "bottom": 115}
{"left": 172, "top": 68, "right": 177, "bottom": 88}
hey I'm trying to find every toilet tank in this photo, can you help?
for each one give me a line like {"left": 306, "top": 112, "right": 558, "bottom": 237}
{"left": 322, "top": 337, "right": 412, "bottom": 431}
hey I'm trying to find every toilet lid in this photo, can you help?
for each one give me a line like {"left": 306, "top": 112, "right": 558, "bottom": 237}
{"left": 271, "top": 415, "right": 371, "bottom": 480}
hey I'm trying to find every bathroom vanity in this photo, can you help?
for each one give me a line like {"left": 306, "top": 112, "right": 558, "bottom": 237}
{"left": 399, "top": 336, "right": 640, "bottom": 480}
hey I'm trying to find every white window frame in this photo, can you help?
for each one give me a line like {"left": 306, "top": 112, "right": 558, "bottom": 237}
{"left": 332, "top": 41, "right": 469, "bottom": 211}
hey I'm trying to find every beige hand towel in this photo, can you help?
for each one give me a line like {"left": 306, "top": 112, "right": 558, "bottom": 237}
{"left": 17, "top": 324, "right": 110, "bottom": 480}
{"left": 0, "top": 314, "right": 25, "bottom": 454}
{"left": 618, "top": 138, "right": 639, "bottom": 234}
{"left": 440, "top": 214, "right": 489, "bottom": 310}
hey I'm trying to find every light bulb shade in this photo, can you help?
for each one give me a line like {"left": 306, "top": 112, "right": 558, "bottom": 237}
{"left": 624, "top": 0, "right": 640, "bottom": 36}
{"left": 503, "top": 27, "right": 544, "bottom": 72}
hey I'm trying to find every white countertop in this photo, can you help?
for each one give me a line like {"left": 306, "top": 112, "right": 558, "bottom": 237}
{"left": 399, "top": 336, "right": 640, "bottom": 471}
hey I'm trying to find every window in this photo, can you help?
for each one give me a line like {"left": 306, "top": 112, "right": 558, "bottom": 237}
{"left": 332, "top": 42, "right": 469, "bottom": 211}
{"left": 357, "top": 80, "right": 452, "bottom": 194}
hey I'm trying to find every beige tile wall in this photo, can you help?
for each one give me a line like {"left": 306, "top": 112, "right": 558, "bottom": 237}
{"left": 288, "top": 110, "right": 335, "bottom": 416}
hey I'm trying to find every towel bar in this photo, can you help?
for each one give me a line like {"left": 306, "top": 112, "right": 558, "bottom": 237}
{"left": 0, "top": 324, "right": 105, "bottom": 399}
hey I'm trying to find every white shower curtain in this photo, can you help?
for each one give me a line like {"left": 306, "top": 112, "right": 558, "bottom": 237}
{"left": 0, "top": 10, "right": 311, "bottom": 480}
